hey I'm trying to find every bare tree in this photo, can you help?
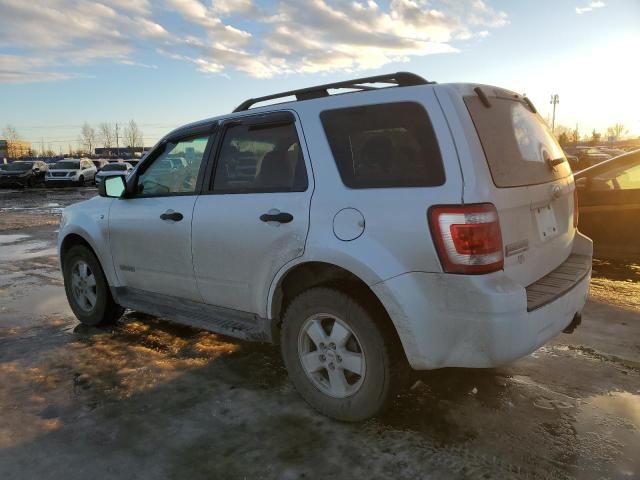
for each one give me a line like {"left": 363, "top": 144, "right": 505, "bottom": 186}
{"left": 2, "top": 124, "right": 20, "bottom": 157}
{"left": 79, "top": 122, "right": 97, "bottom": 155}
{"left": 606, "top": 123, "right": 627, "bottom": 140}
{"left": 98, "top": 122, "right": 115, "bottom": 154}
{"left": 124, "top": 120, "right": 143, "bottom": 154}
{"left": 2, "top": 124, "right": 19, "bottom": 140}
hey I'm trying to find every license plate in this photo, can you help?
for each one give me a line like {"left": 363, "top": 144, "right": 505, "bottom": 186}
{"left": 535, "top": 204, "right": 558, "bottom": 241}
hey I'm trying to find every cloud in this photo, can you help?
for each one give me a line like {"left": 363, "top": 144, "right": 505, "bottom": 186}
{"left": 0, "top": 54, "right": 73, "bottom": 83}
{"left": 0, "top": 0, "right": 509, "bottom": 82}
{"left": 161, "top": 0, "right": 509, "bottom": 78}
{"left": 576, "top": 1, "right": 605, "bottom": 14}
{"left": 0, "top": 0, "right": 168, "bottom": 82}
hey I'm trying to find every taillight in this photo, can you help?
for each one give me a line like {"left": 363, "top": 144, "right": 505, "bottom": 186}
{"left": 428, "top": 203, "right": 504, "bottom": 274}
{"left": 573, "top": 187, "right": 579, "bottom": 228}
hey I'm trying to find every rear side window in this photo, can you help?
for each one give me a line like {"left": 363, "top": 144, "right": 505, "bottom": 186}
{"left": 320, "top": 102, "right": 445, "bottom": 189}
{"left": 465, "top": 95, "right": 571, "bottom": 187}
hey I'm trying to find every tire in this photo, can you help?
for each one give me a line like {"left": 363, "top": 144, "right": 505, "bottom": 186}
{"left": 77, "top": 176, "right": 85, "bottom": 187}
{"left": 63, "top": 245, "right": 124, "bottom": 326}
{"left": 281, "top": 287, "right": 394, "bottom": 421}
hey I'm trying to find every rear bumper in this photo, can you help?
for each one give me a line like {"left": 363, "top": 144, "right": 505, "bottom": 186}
{"left": 373, "top": 232, "right": 593, "bottom": 370}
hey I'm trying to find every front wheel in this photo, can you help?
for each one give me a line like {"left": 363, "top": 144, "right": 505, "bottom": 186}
{"left": 63, "top": 245, "right": 124, "bottom": 326}
{"left": 281, "top": 287, "right": 394, "bottom": 421}
{"left": 77, "top": 176, "right": 85, "bottom": 187}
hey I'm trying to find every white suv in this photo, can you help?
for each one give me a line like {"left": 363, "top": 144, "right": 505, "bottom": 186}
{"left": 58, "top": 72, "right": 592, "bottom": 421}
{"left": 47, "top": 158, "right": 97, "bottom": 186}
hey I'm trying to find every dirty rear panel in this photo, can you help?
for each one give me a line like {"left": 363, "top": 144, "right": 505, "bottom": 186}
{"left": 435, "top": 84, "right": 577, "bottom": 287}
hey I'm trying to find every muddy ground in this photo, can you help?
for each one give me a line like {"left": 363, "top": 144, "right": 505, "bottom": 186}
{"left": 0, "top": 187, "right": 638, "bottom": 480}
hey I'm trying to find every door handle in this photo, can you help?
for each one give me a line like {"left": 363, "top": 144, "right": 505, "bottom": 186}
{"left": 260, "top": 211, "right": 294, "bottom": 224}
{"left": 160, "top": 210, "right": 183, "bottom": 221}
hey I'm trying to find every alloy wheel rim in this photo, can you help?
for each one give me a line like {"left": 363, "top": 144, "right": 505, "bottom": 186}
{"left": 297, "top": 313, "right": 366, "bottom": 398}
{"left": 71, "top": 260, "right": 97, "bottom": 312}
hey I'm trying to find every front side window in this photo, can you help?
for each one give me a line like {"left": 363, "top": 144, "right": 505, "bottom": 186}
{"left": 136, "top": 136, "right": 210, "bottom": 196}
{"left": 212, "top": 122, "right": 307, "bottom": 193}
{"left": 320, "top": 102, "right": 445, "bottom": 189}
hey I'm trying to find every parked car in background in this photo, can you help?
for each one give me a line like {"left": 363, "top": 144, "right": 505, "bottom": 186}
{"left": 577, "top": 148, "right": 612, "bottom": 169}
{"left": 575, "top": 149, "right": 640, "bottom": 260}
{"left": 46, "top": 159, "right": 97, "bottom": 187}
{"left": 92, "top": 159, "right": 109, "bottom": 171}
{"left": 58, "top": 72, "right": 592, "bottom": 421}
{"left": 95, "top": 161, "right": 134, "bottom": 187}
{"left": 599, "top": 148, "right": 626, "bottom": 157}
{"left": 127, "top": 159, "right": 140, "bottom": 168}
{"left": 0, "top": 161, "right": 48, "bottom": 188}
{"left": 564, "top": 153, "right": 580, "bottom": 171}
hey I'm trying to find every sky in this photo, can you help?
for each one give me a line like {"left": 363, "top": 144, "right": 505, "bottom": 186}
{"left": 0, "top": 0, "right": 639, "bottom": 152}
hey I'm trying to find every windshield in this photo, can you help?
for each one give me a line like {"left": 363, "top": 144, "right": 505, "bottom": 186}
{"left": 101, "top": 163, "right": 127, "bottom": 171}
{"left": 5, "top": 162, "right": 33, "bottom": 171}
{"left": 51, "top": 161, "right": 80, "bottom": 170}
{"left": 465, "top": 95, "right": 571, "bottom": 187}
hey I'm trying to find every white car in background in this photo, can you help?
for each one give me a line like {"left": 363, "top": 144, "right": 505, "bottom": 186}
{"left": 95, "top": 162, "right": 134, "bottom": 187}
{"left": 46, "top": 159, "right": 97, "bottom": 186}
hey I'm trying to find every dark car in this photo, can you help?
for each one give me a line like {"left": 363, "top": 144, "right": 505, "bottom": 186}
{"left": 0, "top": 161, "right": 48, "bottom": 188}
{"left": 575, "top": 149, "right": 640, "bottom": 260}
{"left": 92, "top": 159, "right": 109, "bottom": 171}
{"left": 577, "top": 148, "right": 612, "bottom": 169}
{"left": 94, "top": 161, "right": 133, "bottom": 186}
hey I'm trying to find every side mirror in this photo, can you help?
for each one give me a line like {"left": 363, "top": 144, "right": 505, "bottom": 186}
{"left": 99, "top": 175, "right": 127, "bottom": 198}
{"left": 33, "top": 168, "right": 40, "bottom": 173}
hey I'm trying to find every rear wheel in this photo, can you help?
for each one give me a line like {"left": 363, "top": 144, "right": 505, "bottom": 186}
{"left": 281, "top": 287, "right": 394, "bottom": 421}
{"left": 63, "top": 245, "right": 124, "bottom": 326}
{"left": 77, "top": 176, "right": 85, "bottom": 187}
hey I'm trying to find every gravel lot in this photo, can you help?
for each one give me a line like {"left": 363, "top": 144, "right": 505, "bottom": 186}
{"left": 1, "top": 187, "right": 638, "bottom": 480}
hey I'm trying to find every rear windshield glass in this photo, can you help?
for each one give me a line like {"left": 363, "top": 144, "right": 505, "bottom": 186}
{"left": 464, "top": 95, "right": 571, "bottom": 187}
{"left": 320, "top": 102, "right": 445, "bottom": 189}
{"left": 52, "top": 161, "right": 80, "bottom": 170}
{"left": 6, "top": 162, "right": 33, "bottom": 171}
{"left": 101, "top": 163, "right": 127, "bottom": 171}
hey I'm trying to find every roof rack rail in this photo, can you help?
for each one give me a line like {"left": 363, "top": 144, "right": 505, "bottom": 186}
{"left": 232, "top": 71, "right": 432, "bottom": 112}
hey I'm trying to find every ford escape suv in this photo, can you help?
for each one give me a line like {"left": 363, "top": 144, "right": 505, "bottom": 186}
{"left": 58, "top": 72, "right": 592, "bottom": 421}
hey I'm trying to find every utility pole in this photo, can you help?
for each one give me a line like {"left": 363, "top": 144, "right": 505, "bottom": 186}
{"left": 115, "top": 123, "right": 119, "bottom": 157}
{"left": 550, "top": 94, "right": 559, "bottom": 133}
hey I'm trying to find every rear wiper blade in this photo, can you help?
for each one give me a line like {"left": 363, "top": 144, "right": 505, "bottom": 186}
{"left": 546, "top": 157, "right": 566, "bottom": 168}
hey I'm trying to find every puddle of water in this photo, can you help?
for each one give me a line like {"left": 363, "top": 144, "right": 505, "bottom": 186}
{"left": 575, "top": 391, "right": 640, "bottom": 477}
{"left": 0, "top": 234, "right": 30, "bottom": 245}
{"left": 0, "top": 241, "right": 56, "bottom": 262}
{"left": 0, "top": 272, "right": 24, "bottom": 288}
{"left": 0, "top": 284, "right": 72, "bottom": 327}
{"left": 588, "top": 391, "right": 640, "bottom": 428}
